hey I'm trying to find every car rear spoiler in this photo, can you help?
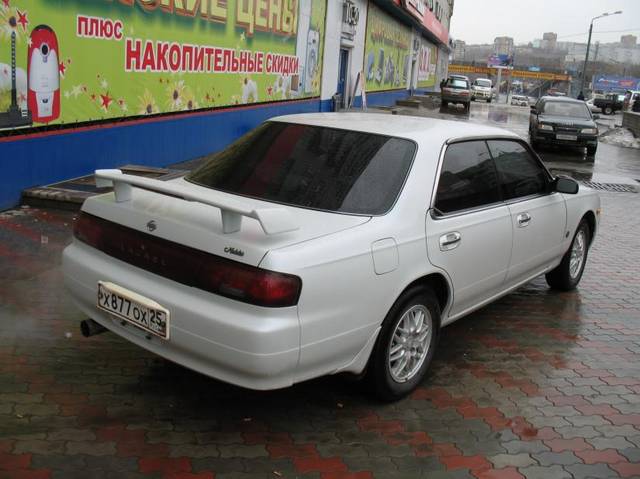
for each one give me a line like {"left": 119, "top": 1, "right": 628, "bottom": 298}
{"left": 94, "top": 169, "right": 299, "bottom": 235}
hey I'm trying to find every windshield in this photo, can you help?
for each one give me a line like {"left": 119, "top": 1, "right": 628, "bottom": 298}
{"left": 474, "top": 80, "right": 491, "bottom": 87}
{"left": 541, "top": 101, "right": 590, "bottom": 119}
{"left": 448, "top": 79, "right": 468, "bottom": 89}
{"left": 187, "top": 122, "right": 416, "bottom": 215}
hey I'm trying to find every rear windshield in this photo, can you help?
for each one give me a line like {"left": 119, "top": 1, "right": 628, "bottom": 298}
{"left": 187, "top": 122, "right": 416, "bottom": 215}
{"left": 541, "top": 101, "right": 590, "bottom": 119}
{"left": 447, "top": 79, "right": 468, "bottom": 89}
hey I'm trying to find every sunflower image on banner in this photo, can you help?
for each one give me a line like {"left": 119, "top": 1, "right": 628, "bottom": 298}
{"left": 0, "top": 0, "right": 327, "bottom": 131}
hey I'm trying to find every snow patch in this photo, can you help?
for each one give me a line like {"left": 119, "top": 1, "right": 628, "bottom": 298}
{"left": 599, "top": 127, "right": 640, "bottom": 149}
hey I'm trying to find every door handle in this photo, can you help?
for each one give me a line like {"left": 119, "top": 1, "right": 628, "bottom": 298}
{"left": 439, "top": 232, "right": 461, "bottom": 251}
{"left": 517, "top": 213, "right": 532, "bottom": 227}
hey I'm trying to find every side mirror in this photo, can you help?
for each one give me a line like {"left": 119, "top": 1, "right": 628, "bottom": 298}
{"left": 553, "top": 176, "right": 579, "bottom": 194}
{"left": 593, "top": 114, "right": 600, "bottom": 119}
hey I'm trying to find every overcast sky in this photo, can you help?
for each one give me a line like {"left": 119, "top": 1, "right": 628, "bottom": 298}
{"left": 450, "top": 0, "right": 640, "bottom": 45}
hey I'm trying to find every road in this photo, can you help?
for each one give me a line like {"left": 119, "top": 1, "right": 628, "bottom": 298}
{"left": 1, "top": 103, "right": 640, "bottom": 479}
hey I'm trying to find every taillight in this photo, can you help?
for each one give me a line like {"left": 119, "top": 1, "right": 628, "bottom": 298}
{"left": 73, "top": 212, "right": 103, "bottom": 249}
{"left": 198, "top": 257, "right": 301, "bottom": 308}
{"left": 73, "top": 212, "right": 302, "bottom": 307}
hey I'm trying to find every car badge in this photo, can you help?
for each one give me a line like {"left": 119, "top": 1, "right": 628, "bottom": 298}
{"left": 146, "top": 220, "right": 157, "bottom": 232}
{"left": 224, "top": 246, "right": 245, "bottom": 257}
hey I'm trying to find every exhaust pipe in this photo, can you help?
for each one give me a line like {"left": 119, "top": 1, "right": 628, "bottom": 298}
{"left": 80, "top": 319, "right": 108, "bottom": 337}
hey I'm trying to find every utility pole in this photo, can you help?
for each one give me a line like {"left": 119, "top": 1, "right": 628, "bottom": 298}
{"left": 579, "top": 23, "right": 593, "bottom": 96}
{"left": 579, "top": 11, "right": 622, "bottom": 96}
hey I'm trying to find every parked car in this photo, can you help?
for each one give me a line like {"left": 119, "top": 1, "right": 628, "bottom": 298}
{"left": 529, "top": 96, "right": 599, "bottom": 157}
{"left": 63, "top": 113, "right": 600, "bottom": 400}
{"left": 624, "top": 90, "right": 640, "bottom": 111}
{"left": 585, "top": 98, "right": 601, "bottom": 113}
{"left": 441, "top": 77, "right": 471, "bottom": 111}
{"left": 471, "top": 78, "right": 493, "bottom": 102}
{"left": 594, "top": 93, "right": 625, "bottom": 115}
{"left": 510, "top": 95, "right": 528, "bottom": 106}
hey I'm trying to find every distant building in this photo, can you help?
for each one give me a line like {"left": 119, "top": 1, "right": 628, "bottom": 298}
{"left": 493, "top": 36, "right": 514, "bottom": 55}
{"left": 621, "top": 35, "right": 637, "bottom": 48}
{"left": 542, "top": 32, "right": 557, "bottom": 50}
{"left": 453, "top": 40, "right": 466, "bottom": 61}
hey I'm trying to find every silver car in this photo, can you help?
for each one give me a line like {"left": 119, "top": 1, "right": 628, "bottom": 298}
{"left": 63, "top": 114, "right": 600, "bottom": 400}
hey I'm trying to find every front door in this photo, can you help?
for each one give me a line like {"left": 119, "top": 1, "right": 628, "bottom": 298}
{"left": 486, "top": 140, "right": 567, "bottom": 285}
{"left": 426, "top": 140, "right": 512, "bottom": 319}
{"left": 337, "top": 48, "right": 349, "bottom": 108}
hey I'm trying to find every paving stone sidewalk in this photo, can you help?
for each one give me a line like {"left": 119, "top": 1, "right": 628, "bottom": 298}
{"left": 1, "top": 190, "right": 639, "bottom": 479}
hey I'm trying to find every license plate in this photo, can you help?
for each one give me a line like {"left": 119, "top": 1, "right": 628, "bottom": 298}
{"left": 556, "top": 134, "right": 577, "bottom": 141}
{"left": 97, "top": 281, "right": 170, "bottom": 339}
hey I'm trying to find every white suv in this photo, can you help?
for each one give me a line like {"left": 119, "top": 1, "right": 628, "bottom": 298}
{"left": 471, "top": 78, "right": 493, "bottom": 102}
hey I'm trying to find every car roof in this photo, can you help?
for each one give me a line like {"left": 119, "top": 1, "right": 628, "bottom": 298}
{"left": 538, "top": 96, "right": 584, "bottom": 104}
{"left": 269, "top": 113, "right": 520, "bottom": 145}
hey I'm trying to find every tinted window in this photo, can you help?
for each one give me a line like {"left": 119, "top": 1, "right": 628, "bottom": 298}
{"left": 434, "top": 141, "right": 500, "bottom": 214}
{"left": 187, "top": 122, "right": 416, "bottom": 215}
{"left": 488, "top": 141, "right": 548, "bottom": 200}
{"left": 540, "top": 101, "right": 590, "bottom": 118}
{"left": 447, "top": 79, "right": 469, "bottom": 89}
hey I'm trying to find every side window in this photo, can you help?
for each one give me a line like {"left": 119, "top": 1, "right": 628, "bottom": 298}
{"left": 434, "top": 141, "right": 501, "bottom": 214}
{"left": 487, "top": 140, "right": 548, "bottom": 200}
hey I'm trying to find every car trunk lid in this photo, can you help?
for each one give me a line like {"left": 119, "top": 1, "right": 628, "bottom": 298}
{"left": 81, "top": 175, "right": 370, "bottom": 268}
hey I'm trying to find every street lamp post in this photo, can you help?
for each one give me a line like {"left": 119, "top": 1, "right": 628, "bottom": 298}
{"left": 579, "top": 10, "right": 622, "bottom": 96}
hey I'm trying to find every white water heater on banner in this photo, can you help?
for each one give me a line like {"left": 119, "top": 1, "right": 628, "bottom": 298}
{"left": 295, "top": 0, "right": 318, "bottom": 94}
{"left": 28, "top": 25, "right": 60, "bottom": 123}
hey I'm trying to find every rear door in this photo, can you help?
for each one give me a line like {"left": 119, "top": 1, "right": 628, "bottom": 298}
{"left": 487, "top": 140, "right": 566, "bottom": 285}
{"left": 426, "top": 140, "right": 512, "bottom": 318}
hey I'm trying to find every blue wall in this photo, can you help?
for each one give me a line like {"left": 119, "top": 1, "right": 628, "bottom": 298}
{"left": 0, "top": 98, "right": 332, "bottom": 210}
{"left": 0, "top": 90, "right": 409, "bottom": 210}
{"left": 351, "top": 89, "right": 410, "bottom": 108}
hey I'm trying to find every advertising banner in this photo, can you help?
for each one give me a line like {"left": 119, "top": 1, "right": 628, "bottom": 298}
{"left": 416, "top": 38, "right": 437, "bottom": 88}
{"left": 592, "top": 75, "right": 640, "bottom": 93}
{"left": 449, "top": 64, "right": 570, "bottom": 82}
{"left": 487, "top": 54, "right": 513, "bottom": 69}
{"left": 0, "top": 0, "right": 326, "bottom": 132}
{"left": 363, "top": 3, "right": 411, "bottom": 92}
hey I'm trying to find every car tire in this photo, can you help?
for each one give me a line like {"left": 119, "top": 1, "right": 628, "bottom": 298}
{"left": 441, "top": 100, "right": 448, "bottom": 108}
{"left": 487, "top": 99, "right": 491, "bottom": 103}
{"left": 603, "top": 106, "right": 613, "bottom": 115}
{"left": 586, "top": 145, "right": 597, "bottom": 157}
{"left": 545, "top": 219, "right": 590, "bottom": 291}
{"left": 464, "top": 102, "right": 470, "bottom": 112}
{"left": 471, "top": 96, "right": 475, "bottom": 101}
{"left": 366, "top": 288, "right": 440, "bottom": 401}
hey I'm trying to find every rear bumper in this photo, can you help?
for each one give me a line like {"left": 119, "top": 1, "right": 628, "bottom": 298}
{"left": 62, "top": 241, "right": 300, "bottom": 390}
{"left": 441, "top": 94, "right": 470, "bottom": 104}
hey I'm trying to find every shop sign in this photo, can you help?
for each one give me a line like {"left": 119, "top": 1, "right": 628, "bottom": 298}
{"left": 395, "top": 0, "right": 448, "bottom": 45}
{"left": 0, "top": 0, "right": 327, "bottom": 132}
{"left": 363, "top": 3, "right": 412, "bottom": 92}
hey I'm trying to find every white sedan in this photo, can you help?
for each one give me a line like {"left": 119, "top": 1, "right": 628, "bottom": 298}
{"left": 63, "top": 113, "right": 601, "bottom": 400}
